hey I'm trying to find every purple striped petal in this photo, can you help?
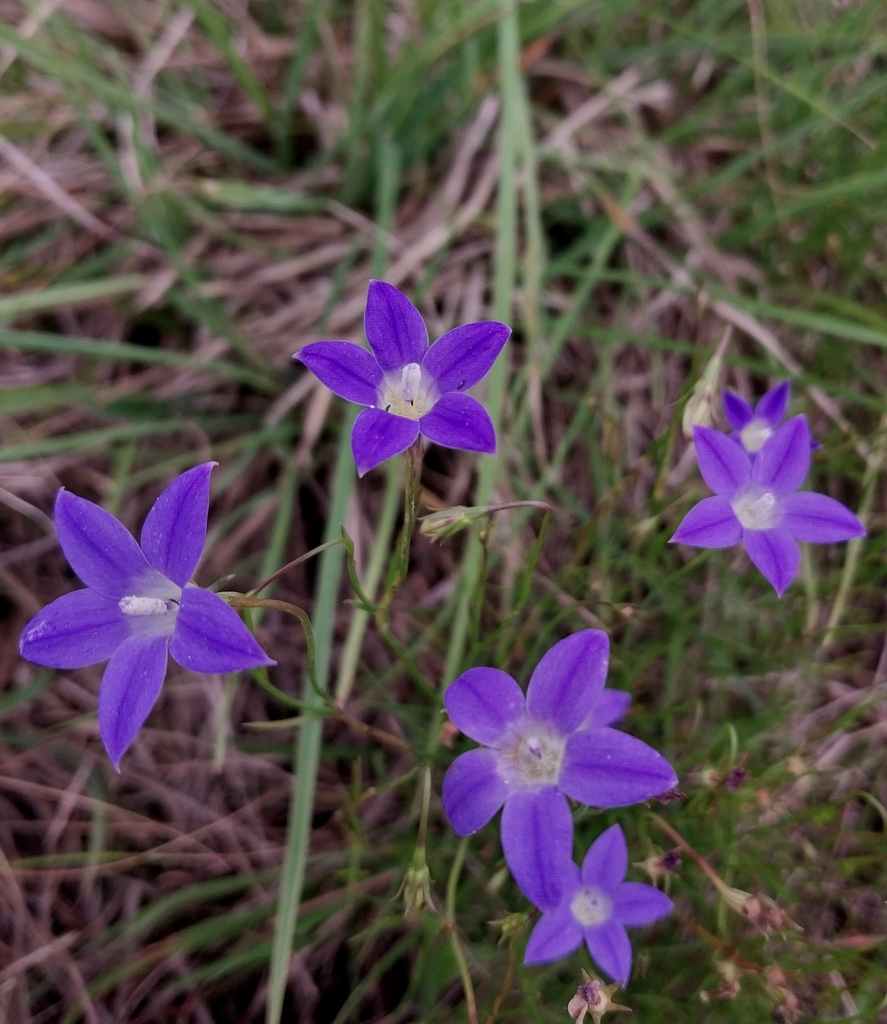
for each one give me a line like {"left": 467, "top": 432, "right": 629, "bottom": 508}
{"left": 295, "top": 341, "right": 383, "bottom": 406}
{"left": 585, "top": 919, "right": 632, "bottom": 985}
{"left": 692, "top": 426, "right": 751, "bottom": 497}
{"left": 781, "top": 492, "right": 865, "bottom": 543}
{"left": 442, "top": 748, "right": 508, "bottom": 835}
{"left": 421, "top": 322, "right": 510, "bottom": 394}
{"left": 591, "top": 689, "right": 631, "bottom": 728}
{"left": 169, "top": 587, "right": 275, "bottom": 674}
{"left": 671, "top": 495, "right": 741, "bottom": 548}
{"left": 526, "top": 630, "right": 609, "bottom": 736}
{"left": 364, "top": 281, "right": 428, "bottom": 371}
{"left": 444, "top": 668, "right": 525, "bottom": 746}
{"left": 501, "top": 787, "right": 573, "bottom": 912}
{"left": 743, "top": 527, "right": 799, "bottom": 596}
{"left": 581, "top": 823, "right": 627, "bottom": 889}
{"left": 722, "top": 391, "right": 754, "bottom": 431}
{"left": 524, "top": 900, "right": 584, "bottom": 965}
{"left": 560, "top": 728, "right": 677, "bottom": 807}
{"left": 54, "top": 490, "right": 151, "bottom": 599}
{"left": 612, "top": 882, "right": 673, "bottom": 926}
{"left": 351, "top": 407, "right": 420, "bottom": 476}
{"left": 752, "top": 415, "right": 810, "bottom": 494}
{"left": 19, "top": 589, "right": 130, "bottom": 669}
{"left": 140, "top": 463, "right": 215, "bottom": 587}
{"left": 755, "top": 380, "right": 790, "bottom": 426}
{"left": 98, "top": 633, "right": 169, "bottom": 769}
{"left": 419, "top": 393, "right": 496, "bottom": 455}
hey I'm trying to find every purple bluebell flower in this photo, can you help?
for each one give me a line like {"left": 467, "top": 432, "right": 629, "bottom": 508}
{"left": 19, "top": 464, "right": 275, "bottom": 769}
{"left": 523, "top": 824, "right": 673, "bottom": 985}
{"left": 295, "top": 280, "right": 510, "bottom": 476}
{"left": 671, "top": 415, "right": 865, "bottom": 596}
{"left": 441, "top": 630, "right": 677, "bottom": 910}
{"left": 722, "top": 379, "right": 819, "bottom": 454}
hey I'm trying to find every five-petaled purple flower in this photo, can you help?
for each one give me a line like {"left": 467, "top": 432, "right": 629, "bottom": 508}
{"left": 722, "top": 379, "right": 818, "bottom": 453}
{"left": 442, "top": 630, "right": 677, "bottom": 910}
{"left": 295, "top": 280, "right": 510, "bottom": 476}
{"left": 19, "top": 464, "right": 275, "bottom": 769}
{"left": 671, "top": 415, "right": 865, "bottom": 596}
{"left": 523, "top": 824, "right": 673, "bottom": 985}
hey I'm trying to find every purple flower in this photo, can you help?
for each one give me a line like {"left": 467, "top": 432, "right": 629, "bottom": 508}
{"left": 671, "top": 416, "right": 865, "bottom": 596}
{"left": 19, "top": 464, "right": 275, "bottom": 768}
{"left": 441, "top": 630, "right": 677, "bottom": 910}
{"left": 295, "top": 280, "right": 510, "bottom": 476}
{"left": 523, "top": 824, "right": 673, "bottom": 985}
{"left": 722, "top": 379, "right": 819, "bottom": 454}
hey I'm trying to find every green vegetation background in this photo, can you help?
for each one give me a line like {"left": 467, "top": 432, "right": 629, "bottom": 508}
{"left": 0, "top": 0, "right": 885, "bottom": 1022}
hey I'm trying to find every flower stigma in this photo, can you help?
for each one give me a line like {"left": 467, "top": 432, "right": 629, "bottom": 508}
{"left": 498, "top": 719, "right": 566, "bottom": 788}
{"left": 731, "top": 488, "right": 782, "bottom": 531}
{"left": 739, "top": 418, "right": 773, "bottom": 453}
{"left": 570, "top": 886, "right": 613, "bottom": 928}
{"left": 379, "top": 363, "right": 438, "bottom": 419}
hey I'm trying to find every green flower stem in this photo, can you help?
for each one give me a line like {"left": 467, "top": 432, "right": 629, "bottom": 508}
{"left": 445, "top": 837, "right": 479, "bottom": 1024}
{"left": 227, "top": 595, "right": 323, "bottom": 701}
{"left": 378, "top": 440, "right": 423, "bottom": 617}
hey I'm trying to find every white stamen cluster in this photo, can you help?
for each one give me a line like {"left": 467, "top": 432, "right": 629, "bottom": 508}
{"left": 378, "top": 362, "right": 438, "bottom": 420}
{"left": 498, "top": 719, "right": 566, "bottom": 788}
{"left": 119, "top": 595, "right": 174, "bottom": 616}
{"left": 569, "top": 886, "right": 613, "bottom": 927}
{"left": 731, "top": 488, "right": 781, "bottom": 531}
{"left": 739, "top": 419, "right": 773, "bottom": 453}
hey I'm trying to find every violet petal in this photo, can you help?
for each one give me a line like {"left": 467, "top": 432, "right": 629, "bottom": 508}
{"left": 580, "top": 823, "right": 628, "bottom": 889}
{"left": 560, "top": 727, "right": 677, "bottom": 807}
{"left": 295, "top": 341, "right": 383, "bottom": 406}
{"left": 756, "top": 380, "right": 790, "bottom": 426}
{"left": 752, "top": 415, "right": 811, "bottom": 495}
{"left": 421, "top": 321, "right": 510, "bottom": 394}
{"left": 444, "top": 667, "right": 525, "bottom": 746}
{"left": 692, "top": 426, "right": 751, "bottom": 497}
{"left": 364, "top": 280, "right": 428, "bottom": 371}
{"left": 612, "top": 882, "right": 673, "bottom": 926}
{"left": 19, "top": 589, "right": 130, "bottom": 669}
{"left": 441, "top": 748, "right": 508, "bottom": 836}
{"left": 501, "top": 787, "right": 573, "bottom": 912}
{"left": 671, "top": 495, "right": 742, "bottom": 548}
{"left": 419, "top": 393, "right": 496, "bottom": 455}
{"left": 591, "top": 689, "right": 631, "bottom": 728}
{"left": 523, "top": 902, "right": 584, "bottom": 965}
{"left": 722, "top": 391, "right": 754, "bottom": 431}
{"left": 98, "top": 634, "right": 169, "bottom": 769}
{"left": 170, "top": 587, "right": 275, "bottom": 673}
{"left": 140, "top": 463, "right": 215, "bottom": 587}
{"left": 54, "top": 490, "right": 151, "bottom": 599}
{"left": 526, "top": 629, "right": 609, "bottom": 736}
{"left": 743, "top": 527, "right": 799, "bottom": 597}
{"left": 585, "top": 919, "right": 632, "bottom": 985}
{"left": 351, "top": 407, "right": 420, "bottom": 477}
{"left": 781, "top": 492, "right": 865, "bottom": 543}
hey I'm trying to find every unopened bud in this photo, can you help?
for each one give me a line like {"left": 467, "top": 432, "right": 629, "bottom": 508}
{"left": 419, "top": 505, "right": 488, "bottom": 540}
{"left": 396, "top": 848, "right": 435, "bottom": 918}
{"left": 724, "top": 765, "right": 748, "bottom": 791}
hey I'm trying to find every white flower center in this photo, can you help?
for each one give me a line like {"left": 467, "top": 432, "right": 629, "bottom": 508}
{"left": 119, "top": 596, "right": 172, "bottom": 616}
{"left": 497, "top": 719, "right": 566, "bottom": 788}
{"left": 739, "top": 419, "right": 773, "bottom": 453}
{"left": 378, "top": 362, "right": 438, "bottom": 420}
{"left": 731, "top": 487, "right": 782, "bottom": 531}
{"left": 570, "top": 886, "right": 613, "bottom": 927}
{"left": 119, "top": 586, "right": 180, "bottom": 637}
